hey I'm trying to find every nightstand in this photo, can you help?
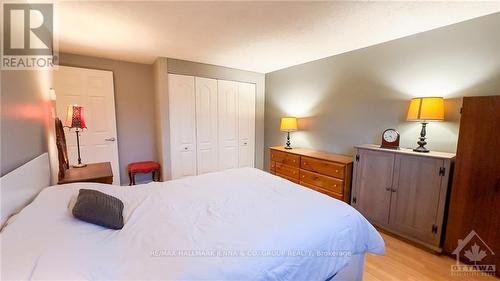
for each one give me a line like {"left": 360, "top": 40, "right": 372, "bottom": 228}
{"left": 58, "top": 162, "right": 113, "bottom": 185}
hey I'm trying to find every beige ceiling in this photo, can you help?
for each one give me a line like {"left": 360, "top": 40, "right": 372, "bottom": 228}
{"left": 55, "top": 1, "right": 500, "bottom": 73}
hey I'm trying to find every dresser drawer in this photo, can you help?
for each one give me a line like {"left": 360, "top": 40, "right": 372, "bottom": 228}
{"left": 301, "top": 156, "right": 345, "bottom": 179}
{"left": 299, "top": 169, "right": 343, "bottom": 194}
{"left": 299, "top": 181, "right": 343, "bottom": 200}
{"left": 299, "top": 180, "right": 319, "bottom": 192}
{"left": 315, "top": 185, "right": 344, "bottom": 200}
{"left": 275, "top": 162, "right": 299, "bottom": 179}
{"left": 271, "top": 150, "right": 300, "bottom": 167}
{"left": 270, "top": 161, "right": 276, "bottom": 174}
{"left": 278, "top": 173, "right": 299, "bottom": 184}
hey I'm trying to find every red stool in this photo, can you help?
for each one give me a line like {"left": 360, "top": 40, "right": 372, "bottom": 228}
{"left": 127, "top": 161, "right": 161, "bottom": 185}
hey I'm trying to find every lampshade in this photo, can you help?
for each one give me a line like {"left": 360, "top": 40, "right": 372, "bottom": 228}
{"left": 407, "top": 97, "right": 444, "bottom": 121}
{"left": 280, "top": 117, "right": 298, "bottom": 132}
{"left": 65, "top": 105, "right": 87, "bottom": 129}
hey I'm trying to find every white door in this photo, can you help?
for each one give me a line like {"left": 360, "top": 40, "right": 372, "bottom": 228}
{"left": 54, "top": 66, "right": 120, "bottom": 184}
{"left": 238, "top": 82, "right": 256, "bottom": 168}
{"left": 217, "top": 80, "right": 239, "bottom": 170}
{"left": 168, "top": 74, "right": 197, "bottom": 179}
{"left": 195, "top": 77, "right": 218, "bottom": 174}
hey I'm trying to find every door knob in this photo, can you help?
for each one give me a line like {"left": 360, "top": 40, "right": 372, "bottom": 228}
{"left": 105, "top": 137, "right": 116, "bottom": 141}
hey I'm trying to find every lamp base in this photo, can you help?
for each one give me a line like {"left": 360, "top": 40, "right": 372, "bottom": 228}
{"left": 72, "top": 163, "right": 87, "bottom": 168}
{"left": 284, "top": 131, "right": 293, "bottom": 149}
{"left": 413, "top": 121, "right": 430, "bottom": 153}
{"left": 413, "top": 146, "right": 430, "bottom": 153}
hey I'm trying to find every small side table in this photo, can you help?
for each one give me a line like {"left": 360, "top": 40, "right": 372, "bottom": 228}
{"left": 58, "top": 162, "right": 113, "bottom": 185}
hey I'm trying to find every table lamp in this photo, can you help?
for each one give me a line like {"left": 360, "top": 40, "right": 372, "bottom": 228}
{"left": 406, "top": 97, "right": 444, "bottom": 152}
{"left": 65, "top": 105, "right": 87, "bottom": 167}
{"left": 280, "top": 117, "right": 298, "bottom": 149}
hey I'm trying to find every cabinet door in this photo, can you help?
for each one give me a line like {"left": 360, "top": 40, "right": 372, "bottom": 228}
{"left": 195, "top": 77, "right": 218, "bottom": 174}
{"left": 168, "top": 74, "right": 197, "bottom": 179}
{"left": 389, "top": 154, "right": 444, "bottom": 245}
{"left": 217, "top": 80, "right": 239, "bottom": 170}
{"left": 353, "top": 149, "right": 394, "bottom": 226}
{"left": 238, "top": 82, "right": 256, "bottom": 168}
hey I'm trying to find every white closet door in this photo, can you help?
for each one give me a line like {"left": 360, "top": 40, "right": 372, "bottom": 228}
{"left": 217, "top": 80, "right": 239, "bottom": 170}
{"left": 168, "top": 74, "right": 197, "bottom": 179}
{"left": 195, "top": 77, "right": 218, "bottom": 174}
{"left": 238, "top": 82, "right": 256, "bottom": 168}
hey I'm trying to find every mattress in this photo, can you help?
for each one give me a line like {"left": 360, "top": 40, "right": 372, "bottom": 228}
{"left": 1, "top": 168, "right": 384, "bottom": 280}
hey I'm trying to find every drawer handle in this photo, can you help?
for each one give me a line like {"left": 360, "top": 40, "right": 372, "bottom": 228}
{"left": 293, "top": 172, "right": 296, "bottom": 175}
{"left": 292, "top": 160, "right": 296, "bottom": 162}
{"left": 301, "top": 175, "right": 305, "bottom": 178}
{"left": 304, "top": 162, "right": 307, "bottom": 165}
{"left": 333, "top": 184, "right": 337, "bottom": 187}
{"left": 335, "top": 170, "right": 339, "bottom": 173}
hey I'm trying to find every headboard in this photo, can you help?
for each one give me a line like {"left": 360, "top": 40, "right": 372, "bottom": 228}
{"left": 55, "top": 117, "right": 69, "bottom": 181}
{"left": 0, "top": 153, "right": 51, "bottom": 227}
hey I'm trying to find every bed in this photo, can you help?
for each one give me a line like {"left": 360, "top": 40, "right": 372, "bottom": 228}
{"left": 1, "top": 166, "right": 384, "bottom": 280}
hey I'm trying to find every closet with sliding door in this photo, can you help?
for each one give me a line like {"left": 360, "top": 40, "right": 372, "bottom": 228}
{"left": 168, "top": 74, "right": 256, "bottom": 179}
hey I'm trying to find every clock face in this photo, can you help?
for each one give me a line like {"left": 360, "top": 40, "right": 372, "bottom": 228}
{"left": 383, "top": 129, "right": 399, "bottom": 143}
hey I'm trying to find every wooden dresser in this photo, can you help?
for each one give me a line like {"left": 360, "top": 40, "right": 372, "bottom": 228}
{"left": 269, "top": 146, "right": 353, "bottom": 203}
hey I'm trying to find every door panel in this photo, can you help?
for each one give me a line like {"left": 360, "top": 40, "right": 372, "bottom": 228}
{"left": 168, "top": 74, "right": 197, "bottom": 179}
{"left": 389, "top": 155, "right": 443, "bottom": 244}
{"left": 195, "top": 77, "right": 218, "bottom": 174}
{"left": 354, "top": 149, "right": 394, "bottom": 226}
{"left": 54, "top": 66, "right": 120, "bottom": 184}
{"left": 238, "top": 82, "right": 255, "bottom": 168}
{"left": 217, "top": 80, "right": 239, "bottom": 170}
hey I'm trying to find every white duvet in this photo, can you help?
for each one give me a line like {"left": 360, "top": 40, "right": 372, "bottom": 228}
{"left": 1, "top": 168, "right": 384, "bottom": 280}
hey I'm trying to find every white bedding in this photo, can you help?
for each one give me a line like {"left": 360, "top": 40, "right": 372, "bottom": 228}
{"left": 1, "top": 168, "right": 384, "bottom": 280}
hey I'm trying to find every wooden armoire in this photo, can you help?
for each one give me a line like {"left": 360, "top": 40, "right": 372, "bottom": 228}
{"left": 444, "top": 96, "right": 500, "bottom": 277}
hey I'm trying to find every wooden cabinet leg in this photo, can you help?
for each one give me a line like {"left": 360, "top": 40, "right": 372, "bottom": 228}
{"left": 128, "top": 172, "right": 133, "bottom": 186}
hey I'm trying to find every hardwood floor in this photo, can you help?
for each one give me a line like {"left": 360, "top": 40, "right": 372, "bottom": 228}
{"left": 365, "top": 233, "right": 499, "bottom": 281}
